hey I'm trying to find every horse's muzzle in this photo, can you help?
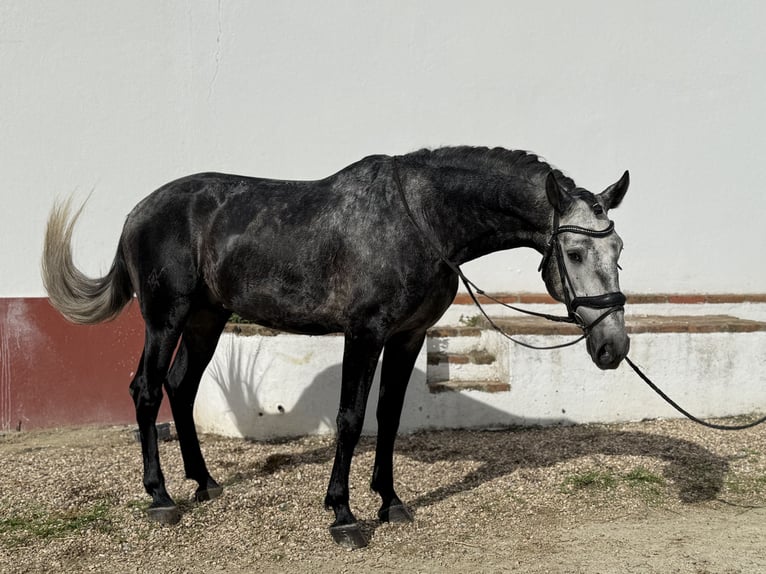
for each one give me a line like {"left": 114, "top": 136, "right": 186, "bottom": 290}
{"left": 595, "top": 339, "right": 630, "bottom": 369}
{"left": 586, "top": 312, "right": 630, "bottom": 370}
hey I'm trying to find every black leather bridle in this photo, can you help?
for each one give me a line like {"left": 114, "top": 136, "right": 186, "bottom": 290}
{"left": 537, "top": 209, "right": 627, "bottom": 333}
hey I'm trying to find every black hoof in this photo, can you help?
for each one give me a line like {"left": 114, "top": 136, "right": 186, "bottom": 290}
{"left": 146, "top": 505, "right": 181, "bottom": 525}
{"left": 195, "top": 485, "right": 223, "bottom": 502}
{"left": 378, "top": 503, "right": 414, "bottom": 523}
{"left": 329, "top": 523, "right": 368, "bottom": 549}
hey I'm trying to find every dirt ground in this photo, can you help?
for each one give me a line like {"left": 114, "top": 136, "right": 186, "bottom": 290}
{"left": 1, "top": 418, "right": 765, "bottom": 574}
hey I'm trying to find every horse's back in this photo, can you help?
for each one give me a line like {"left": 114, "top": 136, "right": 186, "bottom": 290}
{"left": 119, "top": 157, "right": 435, "bottom": 332}
{"left": 125, "top": 154, "right": 389, "bottom": 236}
{"left": 200, "top": 160, "right": 414, "bottom": 331}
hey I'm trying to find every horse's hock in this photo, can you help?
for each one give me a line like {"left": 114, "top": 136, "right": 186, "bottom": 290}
{"left": 193, "top": 303, "right": 766, "bottom": 440}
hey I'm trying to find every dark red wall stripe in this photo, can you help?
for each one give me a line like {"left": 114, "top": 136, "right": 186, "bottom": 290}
{"left": 0, "top": 297, "right": 170, "bottom": 431}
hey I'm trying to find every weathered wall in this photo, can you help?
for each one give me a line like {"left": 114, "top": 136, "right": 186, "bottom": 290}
{"left": 192, "top": 302, "right": 766, "bottom": 439}
{"left": 2, "top": 2, "right": 765, "bottom": 430}
{"left": 0, "top": 298, "right": 171, "bottom": 430}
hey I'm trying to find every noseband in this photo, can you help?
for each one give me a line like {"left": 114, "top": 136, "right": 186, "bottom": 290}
{"left": 538, "top": 211, "right": 626, "bottom": 333}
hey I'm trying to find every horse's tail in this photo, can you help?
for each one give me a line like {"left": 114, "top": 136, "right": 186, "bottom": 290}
{"left": 41, "top": 197, "right": 134, "bottom": 325}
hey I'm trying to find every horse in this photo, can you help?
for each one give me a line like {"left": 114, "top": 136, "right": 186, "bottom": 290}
{"left": 41, "top": 146, "right": 630, "bottom": 549}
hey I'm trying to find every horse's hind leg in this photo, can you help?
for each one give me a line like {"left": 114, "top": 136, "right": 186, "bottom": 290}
{"left": 164, "top": 305, "right": 230, "bottom": 502}
{"left": 371, "top": 329, "right": 426, "bottom": 523}
{"left": 130, "top": 298, "right": 190, "bottom": 524}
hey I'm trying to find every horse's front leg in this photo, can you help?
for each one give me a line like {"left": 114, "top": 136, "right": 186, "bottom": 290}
{"left": 324, "top": 330, "right": 384, "bottom": 549}
{"left": 371, "top": 329, "right": 425, "bottom": 523}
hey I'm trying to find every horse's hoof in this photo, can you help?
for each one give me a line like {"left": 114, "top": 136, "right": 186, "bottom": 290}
{"left": 146, "top": 505, "right": 181, "bottom": 525}
{"left": 378, "top": 503, "right": 414, "bottom": 523}
{"left": 195, "top": 485, "right": 223, "bottom": 502}
{"left": 329, "top": 523, "right": 368, "bottom": 549}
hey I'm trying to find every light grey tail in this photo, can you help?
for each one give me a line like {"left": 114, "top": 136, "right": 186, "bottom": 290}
{"left": 41, "top": 197, "right": 134, "bottom": 325}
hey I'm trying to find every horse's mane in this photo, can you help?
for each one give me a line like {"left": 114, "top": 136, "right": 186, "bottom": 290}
{"left": 405, "top": 146, "right": 578, "bottom": 191}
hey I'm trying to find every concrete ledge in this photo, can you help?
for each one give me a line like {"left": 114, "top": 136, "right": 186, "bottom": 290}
{"left": 222, "top": 299, "right": 766, "bottom": 339}
{"left": 480, "top": 314, "right": 766, "bottom": 335}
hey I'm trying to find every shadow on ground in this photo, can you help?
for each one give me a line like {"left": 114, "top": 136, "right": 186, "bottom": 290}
{"left": 207, "top": 360, "right": 729, "bottom": 542}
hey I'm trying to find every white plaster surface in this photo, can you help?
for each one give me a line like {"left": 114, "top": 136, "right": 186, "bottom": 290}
{"left": 195, "top": 320, "right": 766, "bottom": 439}
{"left": 2, "top": 1, "right": 765, "bottom": 296}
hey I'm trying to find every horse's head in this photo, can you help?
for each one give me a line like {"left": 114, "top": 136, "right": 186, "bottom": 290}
{"left": 540, "top": 170, "right": 630, "bottom": 370}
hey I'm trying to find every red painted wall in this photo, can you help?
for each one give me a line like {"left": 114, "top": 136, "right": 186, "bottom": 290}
{"left": 0, "top": 298, "right": 171, "bottom": 430}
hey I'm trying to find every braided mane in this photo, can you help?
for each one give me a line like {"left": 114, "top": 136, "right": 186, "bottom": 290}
{"left": 405, "top": 146, "right": 577, "bottom": 190}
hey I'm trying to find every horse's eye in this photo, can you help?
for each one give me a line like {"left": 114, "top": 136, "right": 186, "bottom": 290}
{"left": 567, "top": 251, "right": 583, "bottom": 263}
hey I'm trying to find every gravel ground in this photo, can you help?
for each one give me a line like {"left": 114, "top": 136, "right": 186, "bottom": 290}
{"left": 1, "top": 418, "right": 766, "bottom": 573}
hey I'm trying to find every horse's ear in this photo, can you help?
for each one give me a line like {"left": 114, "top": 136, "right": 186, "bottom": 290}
{"left": 546, "top": 172, "right": 572, "bottom": 214}
{"left": 600, "top": 170, "right": 630, "bottom": 211}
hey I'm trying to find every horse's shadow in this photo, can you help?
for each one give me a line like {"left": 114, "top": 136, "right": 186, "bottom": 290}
{"left": 209, "top": 360, "right": 730, "bottom": 538}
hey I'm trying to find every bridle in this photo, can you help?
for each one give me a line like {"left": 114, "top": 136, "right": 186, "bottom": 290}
{"left": 391, "top": 157, "right": 625, "bottom": 350}
{"left": 537, "top": 209, "right": 626, "bottom": 334}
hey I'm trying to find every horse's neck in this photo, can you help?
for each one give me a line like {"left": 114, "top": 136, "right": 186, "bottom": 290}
{"left": 419, "top": 168, "right": 551, "bottom": 265}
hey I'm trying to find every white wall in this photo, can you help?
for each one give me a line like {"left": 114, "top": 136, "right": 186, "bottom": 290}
{"left": 2, "top": 1, "right": 765, "bottom": 297}
{"left": 193, "top": 327, "right": 766, "bottom": 439}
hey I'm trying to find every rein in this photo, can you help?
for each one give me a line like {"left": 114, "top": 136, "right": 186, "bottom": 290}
{"left": 391, "top": 157, "right": 766, "bottom": 431}
{"left": 624, "top": 357, "right": 766, "bottom": 430}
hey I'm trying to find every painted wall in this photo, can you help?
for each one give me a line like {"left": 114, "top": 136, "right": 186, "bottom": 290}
{"left": 194, "top": 322, "right": 766, "bottom": 440}
{"left": 0, "top": 298, "right": 172, "bottom": 430}
{"left": 1, "top": 1, "right": 765, "bottom": 297}
{"left": 2, "top": 2, "right": 766, "bottom": 430}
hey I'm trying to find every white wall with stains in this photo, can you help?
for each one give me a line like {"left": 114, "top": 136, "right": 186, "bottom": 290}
{"left": 193, "top": 326, "right": 766, "bottom": 439}
{"left": 2, "top": 1, "right": 765, "bottom": 297}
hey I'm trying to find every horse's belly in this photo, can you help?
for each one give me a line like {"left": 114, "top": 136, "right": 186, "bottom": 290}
{"left": 203, "top": 223, "right": 454, "bottom": 337}
{"left": 229, "top": 292, "right": 345, "bottom": 335}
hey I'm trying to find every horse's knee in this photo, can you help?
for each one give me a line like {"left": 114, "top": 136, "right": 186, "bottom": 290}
{"left": 336, "top": 408, "right": 364, "bottom": 438}
{"left": 129, "top": 377, "right": 139, "bottom": 401}
{"left": 130, "top": 376, "right": 163, "bottom": 417}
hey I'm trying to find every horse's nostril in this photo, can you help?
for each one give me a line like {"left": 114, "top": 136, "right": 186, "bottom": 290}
{"left": 598, "top": 343, "right": 614, "bottom": 365}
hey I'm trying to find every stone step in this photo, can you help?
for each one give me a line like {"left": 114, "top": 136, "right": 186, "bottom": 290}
{"left": 427, "top": 326, "right": 484, "bottom": 338}
{"left": 426, "top": 326, "right": 491, "bottom": 355}
{"left": 427, "top": 379, "right": 510, "bottom": 394}
{"left": 427, "top": 350, "right": 496, "bottom": 365}
{"left": 427, "top": 361, "right": 500, "bottom": 385}
{"left": 426, "top": 338, "right": 501, "bottom": 392}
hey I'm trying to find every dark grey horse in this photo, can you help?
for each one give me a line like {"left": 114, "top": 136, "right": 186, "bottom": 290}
{"left": 42, "top": 146, "right": 630, "bottom": 548}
